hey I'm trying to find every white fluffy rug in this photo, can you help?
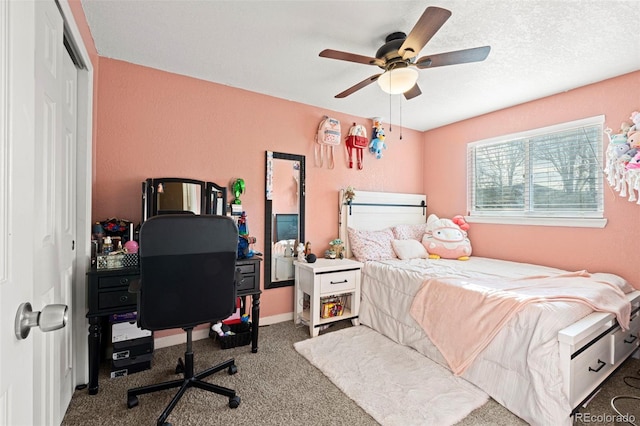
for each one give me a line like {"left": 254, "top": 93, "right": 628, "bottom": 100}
{"left": 294, "top": 325, "right": 488, "bottom": 426}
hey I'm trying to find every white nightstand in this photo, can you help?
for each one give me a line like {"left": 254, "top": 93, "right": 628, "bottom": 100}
{"left": 294, "top": 258, "right": 364, "bottom": 337}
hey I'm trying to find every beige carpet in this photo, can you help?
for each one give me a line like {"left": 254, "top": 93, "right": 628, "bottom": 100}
{"left": 61, "top": 321, "right": 639, "bottom": 426}
{"left": 294, "top": 325, "right": 489, "bottom": 426}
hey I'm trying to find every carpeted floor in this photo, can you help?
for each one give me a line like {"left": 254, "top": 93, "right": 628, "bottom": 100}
{"left": 62, "top": 321, "right": 640, "bottom": 426}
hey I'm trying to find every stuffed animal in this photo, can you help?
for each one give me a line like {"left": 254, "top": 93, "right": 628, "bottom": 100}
{"left": 626, "top": 151, "right": 640, "bottom": 170}
{"left": 620, "top": 148, "right": 638, "bottom": 164}
{"left": 612, "top": 142, "right": 632, "bottom": 158}
{"left": 369, "top": 128, "right": 387, "bottom": 159}
{"left": 421, "top": 214, "right": 472, "bottom": 260}
{"left": 297, "top": 243, "right": 306, "bottom": 262}
{"left": 611, "top": 133, "right": 629, "bottom": 145}
{"left": 628, "top": 131, "right": 640, "bottom": 149}
{"left": 369, "top": 117, "right": 387, "bottom": 159}
{"left": 605, "top": 125, "right": 630, "bottom": 145}
{"left": 628, "top": 111, "right": 640, "bottom": 134}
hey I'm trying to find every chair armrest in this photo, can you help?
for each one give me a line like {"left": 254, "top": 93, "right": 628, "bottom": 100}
{"left": 128, "top": 278, "right": 141, "bottom": 293}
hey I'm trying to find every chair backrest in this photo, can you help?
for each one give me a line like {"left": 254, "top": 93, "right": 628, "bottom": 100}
{"left": 137, "top": 214, "right": 239, "bottom": 331}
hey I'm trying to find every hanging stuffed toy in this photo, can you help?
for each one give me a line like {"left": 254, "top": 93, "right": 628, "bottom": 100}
{"left": 369, "top": 117, "right": 387, "bottom": 159}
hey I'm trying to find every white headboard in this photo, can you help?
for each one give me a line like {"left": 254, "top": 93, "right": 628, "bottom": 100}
{"left": 338, "top": 190, "right": 427, "bottom": 259}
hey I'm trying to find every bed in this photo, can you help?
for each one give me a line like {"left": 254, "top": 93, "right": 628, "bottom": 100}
{"left": 338, "top": 190, "right": 640, "bottom": 426}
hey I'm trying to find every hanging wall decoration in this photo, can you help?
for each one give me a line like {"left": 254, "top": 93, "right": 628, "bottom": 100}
{"left": 604, "top": 110, "right": 640, "bottom": 204}
{"left": 345, "top": 123, "right": 368, "bottom": 170}
{"left": 369, "top": 117, "right": 387, "bottom": 159}
{"left": 314, "top": 116, "right": 341, "bottom": 169}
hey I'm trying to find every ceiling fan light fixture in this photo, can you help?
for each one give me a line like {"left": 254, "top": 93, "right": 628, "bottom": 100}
{"left": 377, "top": 67, "right": 419, "bottom": 95}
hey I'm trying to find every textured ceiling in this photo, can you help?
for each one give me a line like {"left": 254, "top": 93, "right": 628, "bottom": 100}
{"left": 81, "top": 0, "right": 640, "bottom": 132}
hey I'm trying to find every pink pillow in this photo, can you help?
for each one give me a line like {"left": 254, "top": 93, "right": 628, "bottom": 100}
{"left": 392, "top": 223, "right": 428, "bottom": 241}
{"left": 347, "top": 227, "right": 396, "bottom": 262}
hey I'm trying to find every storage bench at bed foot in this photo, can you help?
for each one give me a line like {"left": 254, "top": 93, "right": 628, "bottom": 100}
{"left": 569, "top": 336, "right": 614, "bottom": 408}
{"left": 610, "top": 310, "right": 640, "bottom": 364}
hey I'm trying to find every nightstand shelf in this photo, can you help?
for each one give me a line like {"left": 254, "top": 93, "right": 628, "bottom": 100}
{"left": 298, "top": 306, "right": 356, "bottom": 326}
{"left": 294, "top": 258, "right": 363, "bottom": 337}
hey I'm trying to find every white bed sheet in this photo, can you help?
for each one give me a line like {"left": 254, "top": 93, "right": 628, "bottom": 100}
{"left": 359, "top": 257, "right": 631, "bottom": 426}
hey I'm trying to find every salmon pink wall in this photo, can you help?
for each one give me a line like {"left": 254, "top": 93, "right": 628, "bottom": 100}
{"left": 94, "top": 58, "right": 424, "bottom": 326}
{"left": 423, "top": 71, "right": 640, "bottom": 289}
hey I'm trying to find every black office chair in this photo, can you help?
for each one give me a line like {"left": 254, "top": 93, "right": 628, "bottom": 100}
{"left": 126, "top": 214, "right": 241, "bottom": 426}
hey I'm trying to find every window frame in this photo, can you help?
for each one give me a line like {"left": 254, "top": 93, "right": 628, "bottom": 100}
{"left": 466, "top": 115, "right": 607, "bottom": 228}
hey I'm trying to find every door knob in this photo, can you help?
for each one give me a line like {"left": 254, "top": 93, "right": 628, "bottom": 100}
{"left": 14, "top": 302, "right": 68, "bottom": 340}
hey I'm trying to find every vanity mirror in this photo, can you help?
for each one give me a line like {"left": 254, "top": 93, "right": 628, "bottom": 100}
{"left": 142, "top": 177, "right": 227, "bottom": 222}
{"left": 264, "top": 152, "right": 305, "bottom": 289}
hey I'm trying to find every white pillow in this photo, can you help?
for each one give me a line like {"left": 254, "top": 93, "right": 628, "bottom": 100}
{"left": 391, "top": 239, "right": 428, "bottom": 260}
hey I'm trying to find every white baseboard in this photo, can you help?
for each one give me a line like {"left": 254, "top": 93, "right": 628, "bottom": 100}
{"left": 259, "top": 312, "right": 294, "bottom": 326}
{"left": 153, "top": 312, "right": 294, "bottom": 349}
{"left": 154, "top": 328, "right": 210, "bottom": 350}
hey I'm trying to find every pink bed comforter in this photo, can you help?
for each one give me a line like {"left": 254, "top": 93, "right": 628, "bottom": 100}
{"left": 409, "top": 270, "right": 631, "bottom": 376}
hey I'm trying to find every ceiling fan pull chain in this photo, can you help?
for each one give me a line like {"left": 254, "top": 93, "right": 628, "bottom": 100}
{"left": 399, "top": 97, "right": 403, "bottom": 140}
{"left": 389, "top": 91, "right": 392, "bottom": 133}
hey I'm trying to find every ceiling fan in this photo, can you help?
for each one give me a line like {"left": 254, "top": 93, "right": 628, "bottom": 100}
{"left": 319, "top": 6, "right": 491, "bottom": 100}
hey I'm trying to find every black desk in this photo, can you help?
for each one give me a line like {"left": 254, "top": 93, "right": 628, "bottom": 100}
{"left": 86, "top": 257, "right": 262, "bottom": 395}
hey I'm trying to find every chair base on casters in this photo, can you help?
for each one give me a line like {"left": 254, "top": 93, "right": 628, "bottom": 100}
{"left": 126, "top": 328, "right": 240, "bottom": 426}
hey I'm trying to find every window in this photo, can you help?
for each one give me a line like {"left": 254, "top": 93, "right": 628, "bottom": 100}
{"left": 467, "top": 116, "right": 605, "bottom": 227}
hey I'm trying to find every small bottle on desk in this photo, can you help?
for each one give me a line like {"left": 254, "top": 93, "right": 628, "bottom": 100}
{"left": 102, "top": 236, "right": 113, "bottom": 254}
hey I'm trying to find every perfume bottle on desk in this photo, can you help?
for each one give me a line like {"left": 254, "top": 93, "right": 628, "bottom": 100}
{"left": 102, "top": 236, "right": 114, "bottom": 255}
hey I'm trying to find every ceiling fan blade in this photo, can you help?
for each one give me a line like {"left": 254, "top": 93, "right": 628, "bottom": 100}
{"left": 319, "top": 49, "right": 383, "bottom": 66}
{"left": 403, "top": 84, "right": 422, "bottom": 100}
{"left": 415, "top": 46, "right": 491, "bottom": 69}
{"left": 399, "top": 6, "right": 452, "bottom": 60}
{"left": 335, "top": 74, "right": 382, "bottom": 98}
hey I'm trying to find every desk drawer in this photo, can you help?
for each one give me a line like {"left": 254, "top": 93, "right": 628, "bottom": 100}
{"left": 236, "top": 263, "right": 255, "bottom": 275}
{"left": 98, "top": 275, "right": 137, "bottom": 289}
{"left": 237, "top": 274, "right": 257, "bottom": 292}
{"left": 320, "top": 270, "right": 357, "bottom": 294}
{"left": 99, "top": 290, "right": 137, "bottom": 311}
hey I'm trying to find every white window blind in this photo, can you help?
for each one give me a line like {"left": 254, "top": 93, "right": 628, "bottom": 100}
{"left": 467, "top": 116, "right": 604, "bottom": 221}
